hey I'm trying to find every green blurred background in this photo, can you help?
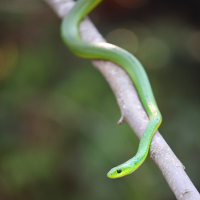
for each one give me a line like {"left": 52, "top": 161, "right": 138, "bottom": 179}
{"left": 0, "top": 0, "right": 200, "bottom": 199}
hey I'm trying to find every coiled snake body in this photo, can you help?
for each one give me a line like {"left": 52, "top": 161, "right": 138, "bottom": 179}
{"left": 61, "top": 0, "right": 162, "bottom": 178}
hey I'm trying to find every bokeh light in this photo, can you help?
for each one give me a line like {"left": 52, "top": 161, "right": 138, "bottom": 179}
{"left": 110, "top": 0, "right": 149, "bottom": 9}
{"left": 187, "top": 31, "right": 200, "bottom": 63}
{"left": 137, "top": 37, "right": 171, "bottom": 69}
{"left": 106, "top": 28, "right": 138, "bottom": 54}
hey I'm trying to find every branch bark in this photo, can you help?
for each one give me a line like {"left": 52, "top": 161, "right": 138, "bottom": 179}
{"left": 44, "top": 0, "right": 200, "bottom": 199}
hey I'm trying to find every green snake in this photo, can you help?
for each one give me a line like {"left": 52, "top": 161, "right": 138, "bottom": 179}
{"left": 61, "top": 0, "right": 162, "bottom": 178}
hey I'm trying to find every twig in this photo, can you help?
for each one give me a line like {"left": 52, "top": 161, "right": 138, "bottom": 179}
{"left": 44, "top": 0, "right": 200, "bottom": 199}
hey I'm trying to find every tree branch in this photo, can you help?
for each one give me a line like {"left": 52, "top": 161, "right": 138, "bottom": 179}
{"left": 44, "top": 0, "right": 200, "bottom": 199}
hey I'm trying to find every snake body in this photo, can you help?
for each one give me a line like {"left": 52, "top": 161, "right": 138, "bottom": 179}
{"left": 61, "top": 0, "right": 162, "bottom": 178}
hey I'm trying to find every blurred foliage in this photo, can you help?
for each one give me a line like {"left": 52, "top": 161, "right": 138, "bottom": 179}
{"left": 0, "top": 0, "right": 200, "bottom": 199}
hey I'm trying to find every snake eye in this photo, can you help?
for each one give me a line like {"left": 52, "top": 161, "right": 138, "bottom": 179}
{"left": 117, "top": 168, "right": 122, "bottom": 173}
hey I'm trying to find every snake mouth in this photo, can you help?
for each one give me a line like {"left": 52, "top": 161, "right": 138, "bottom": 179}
{"left": 107, "top": 173, "right": 115, "bottom": 179}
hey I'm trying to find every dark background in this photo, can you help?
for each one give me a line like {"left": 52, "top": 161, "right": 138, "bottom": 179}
{"left": 0, "top": 0, "right": 200, "bottom": 199}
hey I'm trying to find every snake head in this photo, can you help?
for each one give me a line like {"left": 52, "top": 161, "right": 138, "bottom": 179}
{"left": 107, "top": 163, "right": 135, "bottom": 179}
{"left": 107, "top": 157, "right": 144, "bottom": 179}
